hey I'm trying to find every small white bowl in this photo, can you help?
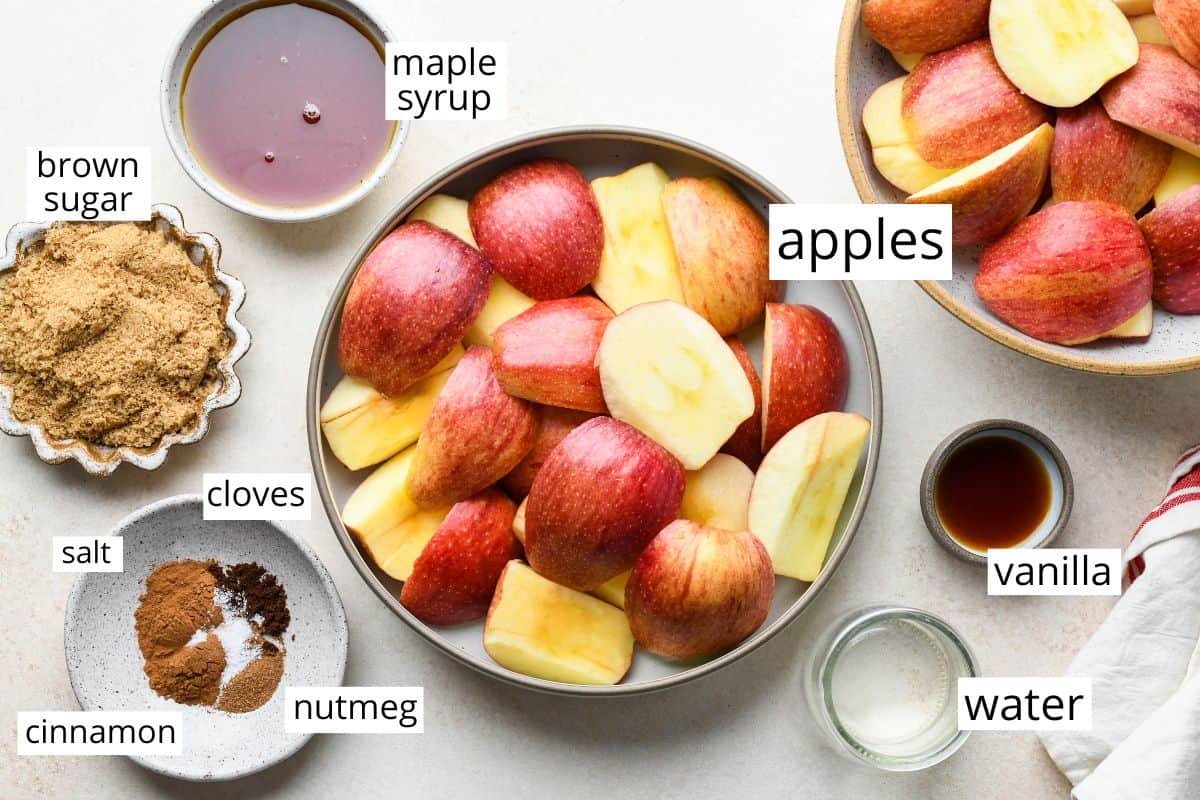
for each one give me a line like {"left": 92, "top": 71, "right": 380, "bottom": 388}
{"left": 160, "top": 0, "right": 409, "bottom": 223}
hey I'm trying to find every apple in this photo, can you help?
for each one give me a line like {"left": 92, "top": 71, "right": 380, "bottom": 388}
{"left": 719, "top": 337, "right": 764, "bottom": 469}
{"left": 679, "top": 454, "right": 754, "bottom": 532}
{"left": 1140, "top": 185, "right": 1200, "bottom": 313}
{"left": 862, "top": 0, "right": 989, "bottom": 54}
{"left": 592, "top": 571, "right": 630, "bottom": 609}
{"left": 1130, "top": 13, "right": 1175, "bottom": 46}
{"left": 1102, "top": 44, "right": 1200, "bottom": 158}
{"left": 1157, "top": 149, "right": 1200, "bottom": 204}
{"left": 748, "top": 412, "right": 871, "bottom": 582}
{"left": 902, "top": 40, "right": 1050, "bottom": 170}
{"left": 661, "top": 176, "right": 774, "bottom": 336}
{"left": 408, "top": 193, "right": 478, "bottom": 245}
{"left": 341, "top": 446, "right": 452, "bottom": 581}
{"left": 1155, "top": 0, "right": 1200, "bottom": 67}
{"left": 590, "top": 163, "right": 686, "bottom": 313}
{"left": 338, "top": 221, "right": 491, "bottom": 396}
{"left": 406, "top": 346, "right": 540, "bottom": 507}
{"left": 625, "top": 520, "right": 774, "bottom": 659}
{"left": 400, "top": 489, "right": 521, "bottom": 626}
{"left": 761, "top": 304, "right": 850, "bottom": 452}
{"left": 492, "top": 297, "right": 613, "bottom": 413}
{"left": 1116, "top": 0, "right": 1155, "bottom": 13}
{"left": 908, "top": 123, "right": 1054, "bottom": 245}
{"left": 512, "top": 497, "right": 527, "bottom": 544}
{"left": 1105, "top": 302, "right": 1154, "bottom": 338}
{"left": 863, "top": 77, "right": 959, "bottom": 193}
{"left": 500, "top": 406, "right": 595, "bottom": 499}
{"left": 990, "top": 0, "right": 1140, "bottom": 108}
{"left": 524, "top": 417, "right": 684, "bottom": 591}
{"left": 484, "top": 561, "right": 634, "bottom": 685}
{"left": 468, "top": 159, "right": 603, "bottom": 300}
{"left": 975, "top": 201, "right": 1154, "bottom": 344}
{"left": 1050, "top": 100, "right": 1173, "bottom": 213}
{"left": 891, "top": 51, "right": 923, "bottom": 72}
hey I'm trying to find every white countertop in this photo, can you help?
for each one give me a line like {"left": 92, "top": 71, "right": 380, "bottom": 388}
{"left": 3, "top": 1, "right": 1198, "bottom": 797}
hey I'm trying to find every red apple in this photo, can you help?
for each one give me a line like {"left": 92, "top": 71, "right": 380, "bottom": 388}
{"left": 338, "top": 221, "right": 491, "bottom": 396}
{"left": 861, "top": 0, "right": 989, "bottom": 54}
{"left": 719, "top": 337, "right": 764, "bottom": 470}
{"left": 492, "top": 297, "right": 613, "bottom": 413}
{"left": 1155, "top": 0, "right": 1200, "bottom": 68}
{"left": 1101, "top": 44, "right": 1200, "bottom": 158}
{"left": 761, "top": 304, "right": 849, "bottom": 452}
{"left": 525, "top": 417, "right": 684, "bottom": 591}
{"left": 1140, "top": 184, "right": 1200, "bottom": 313}
{"left": 500, "top": 406, "right": 595, "bottom": 498}
{"left": 468, "top": 160, "right": 603, "bottom": 300}
{"left": 625, "top": 520, "right": 774, "bottom": 660}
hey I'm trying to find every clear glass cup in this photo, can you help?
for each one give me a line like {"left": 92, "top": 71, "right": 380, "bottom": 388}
{"left": 804, "top": 605, "right": 979, "bottom": 771}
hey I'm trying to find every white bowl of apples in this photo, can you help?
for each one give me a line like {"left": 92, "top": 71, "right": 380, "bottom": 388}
{"left": 837, "top": 0, "right": 1200, "bottom": 375}
{"left": 308, "top": 127, "right": 882, "bottom": 695}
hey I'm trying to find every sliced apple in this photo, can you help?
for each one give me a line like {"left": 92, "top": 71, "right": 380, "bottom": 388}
{"left": 1102, "top": 44, "right": 1200, "bottom": 158}
{"left": 1116, "top": 0, "right": 1156, "bottom": 13}
{"left": 863, "top": 77, "right": 959, "bottom": 193}
{"left": 748, "top": 412, "right": 871, "bottom": 582}
{"left": 408, "top": 193, "right": 478, "bottom": 246}
{"left": 719, "top": 337, "right": 764, "bottom": 469}
{"left": 680, "top": 454, "right": 754, "bottom": 532}
{"left": 1140, "top": 185, "right": 1200, "bottom": 313}
{"left": 1155, "top": 0, "right": 1200, "bottom": 67}
{"left": 761, "top": 304, "right": 850, "bottom": 451}
{"left": 597, "top": 301, "right": 755, "bottom": 470}
{"left": 512, "top": 497, "right": 527, "bottom": 544}
{"left": 1156, "top": 149, "right": 1200, "bottom": 204}
{"left": 1104, "top": 302, "right": 1154, "bottom": 338}
{"left": 484, "top": 561, "right": 634, "bottom": 685}
{"left": 590, "top": 163, "right": 686, "bottom": 313}
{"left": 341, "top": 446, "right": 452, "bottom": 581}
{"left": 909, "top": 123, "right": 1054, "bottom": 246}
{"left": 861, "top": 0, "right": 989, "bottom": 54}
{"left": 891, "top": 51, "right": 924, "bottom": 72}
{"left": 501, "top": 406, "right": 594, "bottom": 499}
{"left": 1130, "top": 13, "right": 1175, "bottom": 46}
{"left": 592, "top": 571, "right": 630, "bottom": 609}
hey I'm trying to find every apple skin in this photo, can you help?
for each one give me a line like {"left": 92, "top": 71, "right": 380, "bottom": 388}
{"left": 1051, "top": 99, "right": 1174, "bottom": 213}
{"left": 492, "top": 296, "right": 613, "bottom": 413}
{"left": 1101, "top": 44, "right": 1200, "bottom": 158}
{"left": 863, "top": 77, "right": 959, "bottom": 194}
{"left": 762, "top": 304, "right": 849, "bottom": 452}
{"left": 525, "top": 417, "right": 685, "bottom": 592}
{"left": 338, "top": 221, "right": 492, "bottom": 396}
{"left": 468, "top": 159, "right": 603, "bottom": 300}
{"left": 400, "top": 489, "right": 521, "bottom": 626}
{"left": 902, "top": 39, "right": 1051, "bottom": 169}
{"left": 719, "top": 337, "right": 764, "bottom": 470}
{"left": 406, "top": 346, "right": 540, "bottom": 508}
{"left": 1140, "top": 185, "right": 1200, "bottom": 313}
{"left": 500, "top": 406, "right": 595, "bottom": 498}
{"left": 1155, "top": 0, "right": 1200, "bottom": 68}
{"left": 624, "top": 520, "right": 774, "bottom": 660}
{"left": 975, "top": 201, "right": 1154, "bottom": 345}
{"left": 862, "top": 0, "right": 990, "bottom": 54}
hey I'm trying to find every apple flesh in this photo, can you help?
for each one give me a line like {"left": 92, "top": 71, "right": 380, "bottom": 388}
{"left": 1104, "top": 302, "right": 1154, "bottom": 338}
{"left": 625, "top": 520, "right": 774, "bottom": 659}
{"left": 597, "top": 301, "right": 755, "bottom": 470}
{"left": 525, "top": 417, "right": 684, "bottom": 591}
{"left": 592, "top": 571, "right": 630, "bottom": 609}
{"left": 406, "top": 346, "right": 540, "bottom": 507}
{"left": 679, "top": 454, "right": 754, "bottom": 532}
{"left": 661, "top": 176, "right": 773, "bottom": 336}
{"left": 761, "top": 304, "right": 850, "bottom": 452}
{"left": 512, "top": 497, "right": 527, "bottom": 544}
{"left": 1155, "top": 0, "right": 1200, "bottom": 67}
{"left": 338, "top": 221, "right": 491, "bottom": 396}
{"left": 1157, "top": 149, "right": 1200, "bottom": 204}
{"left": 1116, "top": 0, "right": 1156, "bottom": 13}
{"left": 863, "top": 77, "right": 959, "bottom": 194}
{"left": 500, "top": 406, "right": 594, "bottom": 499}
{"left": 909, "top": 123, "right": 1054, "bottom": 245}
{"left": 590, "top": 163, "right": 686, "bottom": 313}
{"left": 400, "top": 489, "right": 521, "bottom": 626}
{"left": 1102, "top": 44, "right": 1200, "bottom": 158}
{"left": 719, "top": 337, "right": 764, "bottom": 469}
{"left": 902, "top": 40, "right": 1051, "bottom": 169}
{"left": 892, "top": 51, "right": 923, "bottom": 72}
{"left": 468, "top": 159, "right": 603, "bottom": 300}
{"left": 1130, "top": 13, "right": 1175, "bottom": 46}
{"left": 975, "top": 201, "right": 1154, "bottom": 344}
{"left": 492, "top": 297, "right": 613, "bottom": 413}
{"left": 1051, "top": 100, "right": 1173, "bottom": 213}
{"left": 748, "top": 412, "right": 871, "bottom": 582}
{"left": 1140, "top": 185, "right": 1200, "bottom": 313}
{"left": 861, "top": 0, "right": 989, "bottom": 54}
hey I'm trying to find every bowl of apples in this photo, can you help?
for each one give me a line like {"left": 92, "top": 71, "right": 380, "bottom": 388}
{"left": 836, "top": 0, "right": 1200, "bottom": 375}
{"left": 308, "top": 126, "right": 882, "bottom": 695}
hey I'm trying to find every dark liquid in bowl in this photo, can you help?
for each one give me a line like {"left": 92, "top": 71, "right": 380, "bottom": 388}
{"left": 935, "top": 435, "right": 1052, "bottom": 550}
{"left": 181, "top": 2, "right": 393, "bottom": 208}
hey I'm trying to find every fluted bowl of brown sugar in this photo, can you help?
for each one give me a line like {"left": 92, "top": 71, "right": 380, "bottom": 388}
{"left": 0, "top": 204, "right": 250, "bottom": 476}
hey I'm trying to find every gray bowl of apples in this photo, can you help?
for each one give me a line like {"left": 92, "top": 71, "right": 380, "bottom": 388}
{"left": 307, "top": 126, "right": 882, "bottom": 696}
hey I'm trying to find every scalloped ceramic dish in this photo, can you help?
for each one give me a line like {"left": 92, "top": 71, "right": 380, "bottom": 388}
{"left": 0, "top": 204, "right": 250, "bottom": 475}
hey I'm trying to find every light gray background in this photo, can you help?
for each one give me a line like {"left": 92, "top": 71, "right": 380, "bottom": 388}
{"left": 2, "top": 1, "right": 1197, "bottom": 797}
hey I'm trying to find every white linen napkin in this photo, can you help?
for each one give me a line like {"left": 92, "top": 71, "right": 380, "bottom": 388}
{"left": 1040, "top": 445, "right": 1200, "bottom": 799}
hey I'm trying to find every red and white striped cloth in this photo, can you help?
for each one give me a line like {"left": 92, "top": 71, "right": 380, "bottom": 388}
{"left": 1041, "top": 445, "right": 1200, "bottom": 799}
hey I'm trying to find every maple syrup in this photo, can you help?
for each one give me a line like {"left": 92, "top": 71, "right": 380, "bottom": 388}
{"left": 934, "top": 435, "right": 1052, "bottom": 550}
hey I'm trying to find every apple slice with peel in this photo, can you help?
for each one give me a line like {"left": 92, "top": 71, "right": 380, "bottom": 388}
{"left": 680, "top": 454, "right": 754, "bottom": 532}
{"left": 1130, "top": 14, "right": 1175, "bottom": 46}
{"left": 1104, "top": 302, "right": 1154, "bottom": 338}
{"left": 719, "top": 338, "right": 764, "bottom": 469}
{"left": 501, "top": 406, "right": 594, "bottom": 499}
{"left": 408, "top": 193, "right": 478, "bottom": 245}
{"left": 484, "top": 561, "right": 634, "bottom": 685}
{"left": 908, "top": 123, "right": 1054, "bottom": 246}
{"left": 592, "top": 571, "right": 630, "bottom": 609}
{"left": 1156, "top": 150, "right": 1200, "bottom": 204}
{"left": 512, "top": 497, "right": 527, "bottom": 544}
{"left": 1102, "top": 45, "right": 1200, "bottom": 158}
{"left": 1155, "top": 0, "right": 1200, "bottom": 67}
{"left": 590, "top": 163, "right": 686, "bottom": 313}
{"left": 597, "top": 301, "right": 755, "bottom": 470}
{"left": 748, "top": 412, "right": 871, "bottom": 582}
{"left": 990, "top": 0, "right": 1139, "bottom": 108}
{"left": 861, "top": 0, "right": 989, "bottom": 54}
{"left": 762, "top": 304, "right": 850, "bottom": 451}
{"left": 863, "top": 77, "right": 959, "bottom": 194}
{"left": 341, "top": 446, "right": 452, "bottom": 581}
{"left": 400, "top": 489, "right": 521, "bottom": 626}
{"left": 1140, "top": 185, "right": 1200, "bottom": 313}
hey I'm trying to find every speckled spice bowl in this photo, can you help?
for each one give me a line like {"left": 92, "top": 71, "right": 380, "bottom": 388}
{"left": 0, "top": 204, "right": 250, "bottom": 476}
{"left": 834, "top": 0, "right": 1200, "bottom": 375}
{"left": 65, "top": 495, "right": 349, "bottom": 782}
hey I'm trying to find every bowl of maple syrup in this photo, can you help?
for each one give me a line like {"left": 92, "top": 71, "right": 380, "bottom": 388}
{"left": 920, "top": 420, "right": 1073, "bottom": 565}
